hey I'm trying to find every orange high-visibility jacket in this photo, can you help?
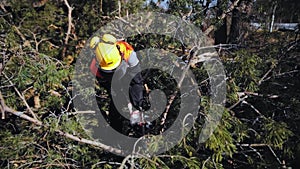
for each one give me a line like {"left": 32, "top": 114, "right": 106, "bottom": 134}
{"left": 116, "top": 41, "right": 134, "bottom": 62}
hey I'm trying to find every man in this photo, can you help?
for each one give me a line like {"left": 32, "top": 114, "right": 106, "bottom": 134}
{"left": 89, "top": 34, "right": 149, "bottom": 125}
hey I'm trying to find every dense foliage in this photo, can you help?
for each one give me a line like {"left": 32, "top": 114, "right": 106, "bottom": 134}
{"left": 0, "top": 0, "right": 299, "bottom": 168}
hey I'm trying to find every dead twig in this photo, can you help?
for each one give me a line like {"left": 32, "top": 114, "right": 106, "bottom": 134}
{"left": 12, "top": 25, "right": 26, "bottom": 41}
{"left": 228, "top": 94, "right": 248, "bottom": 110}
{"left": 258, "top": 66, "right": 274, "bottom": 85}
{"left": 237, "top": 143, "right": 270, "bottom": 147}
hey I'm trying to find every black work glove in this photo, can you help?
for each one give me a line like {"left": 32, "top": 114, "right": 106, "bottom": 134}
{"left": 139, "top": 98, "right": 151, "bottom": 111}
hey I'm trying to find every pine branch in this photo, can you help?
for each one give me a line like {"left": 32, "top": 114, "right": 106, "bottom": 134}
{"left": 258, "top": 39, "right": 299, "bottom": 85}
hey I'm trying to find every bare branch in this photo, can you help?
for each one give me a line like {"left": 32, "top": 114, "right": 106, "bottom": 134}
{"left": 229, "top": 94, "right": 248, "bottom": 110}
{"left": 99, "top": 0, "right": 103, "bottom": 13}
{"left": 26, "top": 29, "right": 50, "bottom": 52}
{"left": 66, "top": 111, "right": 96, "bottom": 116}
{"left": 259, "top": 40, "right": 299, "bottom": 85}
{"left": 93, "top": 161, "right": 122, "bottom": 168}
{"left": 0, "top": 92, "right": 5, "bottom": 119}
{"left": 0, "top": 92, "right": 41, "bottom": 125}
{"left": 118, "top": 0, "right": 121, "bottom": 17}
{"left": 119, "top": 154, "right": 132, "bottom": 169}
{"left": 2, "top": 72, "right": 38, "bottom": 120}
{"left": 0, "top": 61, "right": 3, "bottom": 75}
{"left": 268, "top": 145, "right": 282, "bottom": 165}
{"left": 237, "top": 143, "right": 270, "bottom": 147}
{"left": 62, "top": 0, "right": 74, "bottom": 58}
{"left": 12, "top": 25, "right": 26, "bottom": 41}
{"left": 258, "top": 66, "right": 273, "bottom": 85}
{"left": 56, "top": 130, "right": 123, "bottom": 155}
{"left": 242, "top": 100, "right": 265, "bottom": 118}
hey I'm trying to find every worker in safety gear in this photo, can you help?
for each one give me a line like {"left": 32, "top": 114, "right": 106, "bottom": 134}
{"left": 89, "top": 34, "right": 149, "bottom": 125}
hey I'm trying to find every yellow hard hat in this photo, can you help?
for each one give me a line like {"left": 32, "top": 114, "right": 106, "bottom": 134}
{"left": 94, "top": 42, "right": 121, "bottom": 70}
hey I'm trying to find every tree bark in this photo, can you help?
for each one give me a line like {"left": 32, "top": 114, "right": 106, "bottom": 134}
{"left": 228, "top": 8, "right": 241, "bottom": 43}
{"left": 215, "top": 18, "right": 228, "bottom": 44}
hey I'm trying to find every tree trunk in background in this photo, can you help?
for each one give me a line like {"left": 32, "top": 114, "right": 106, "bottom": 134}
{"left": 214, "top": 1, "right": 228, "bottom": 45}
{"left": 103, "top": 0, "right": 117, "bottom": 15}
{"left": 215, "top": 19, "right": 227, "bottom": 44}
{"left": 99, "top": 0, "right": 103, "bottom": 13}
{"left": 228, "top": 7, "right": 241, "bottom": 43}
{"left": 270, "top": 3, "right": 277, "bottom": 32}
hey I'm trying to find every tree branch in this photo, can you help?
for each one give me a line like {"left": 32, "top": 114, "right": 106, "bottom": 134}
{"left": 12, "top": 25, "right": 26, "bottom": 41}
{"left": 160, "top": 47, "right": 197, "bottom": 128}
{"left": 258, "top": 40, "right": 299, "bottom": 85}
{"left": 0, "top": 91, "right": 123, "bottom": 155}
{"left": 118, "top": 0, "right": 121, "bottom": 17}
{"left": 268, "top": 145, "right": 282, "bottom": 165}
{"left": 62, "top": 0, "right": 74, "bottom": 58}
{"left": 0, "top": 92, "right": 41, "bottom": 125}
{"left": 56, "top": 130, "right": 122, "bottom": 155}
{"left": 2, "top": 72, "right": 38, "bottom": 120}
{"left": 0, "top": 92, "right": 5, "bottom": 119}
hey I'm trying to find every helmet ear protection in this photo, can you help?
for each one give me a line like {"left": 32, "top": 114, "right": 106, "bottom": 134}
{"left": 89, "top": 34, "right": 117, "bottom": 49}
{"left": 102, "top": 34, "right": 117, "bottom": 44}
{"left": 89, "top": 36, "right": 100, "bottom": 49}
